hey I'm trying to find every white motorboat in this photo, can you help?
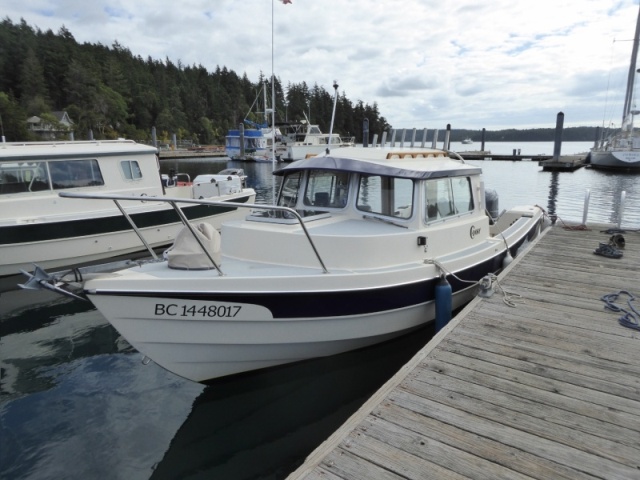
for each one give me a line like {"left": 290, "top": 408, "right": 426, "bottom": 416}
{"left": 461, "top": 138, "right": 473, "bottom": 145}
{"left": 0, "top": 139, "right": 255, "bottom": 279}
{"left": 218, "top": 168, "right": 248, "bottom": 187}
{"left": 590, "top": 5, "right": 640, "bottom": 171}
{"left": 23, "top": 145, "right": 545, "bottom": 383}
{"left": 278, "top": 119, "right": 355, "bottom": 161}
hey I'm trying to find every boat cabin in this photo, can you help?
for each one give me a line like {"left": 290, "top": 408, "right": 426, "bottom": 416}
{"left": 268, "top": 148, "right": 482, "bottom": 226}
{"left": 0, "top": 140, "right": 160, "bottom": 197}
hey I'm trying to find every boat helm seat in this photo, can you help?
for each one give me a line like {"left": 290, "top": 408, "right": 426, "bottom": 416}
{"left": 314, "top": 192, "right": 329, "bottom": 207}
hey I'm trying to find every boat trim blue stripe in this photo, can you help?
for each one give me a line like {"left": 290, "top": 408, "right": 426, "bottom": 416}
{"left": 88, "top": 254, "right": 506, "bottom": 319}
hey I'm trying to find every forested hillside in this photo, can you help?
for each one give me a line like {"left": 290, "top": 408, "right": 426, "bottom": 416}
{"left": 0, "top": 18, "right": 390, "bottom": 144}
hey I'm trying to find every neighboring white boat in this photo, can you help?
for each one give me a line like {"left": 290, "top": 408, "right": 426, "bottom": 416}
{"left": 24, "top": 145, "right": 545, "bottom": 383}
{"left": 218, "top": 168, "right": 248, "bottom": 187}
{"left": 590, "top": 5, "right": 640, "bottom": 171}
{"left": 0, "top": 139, "right": 255, "bottom": 278}
{"left": 461, "top": 138, "right": 473, "bottom": 145}
{"left": 278, "top": 119, "right": 355, "bottom": 161}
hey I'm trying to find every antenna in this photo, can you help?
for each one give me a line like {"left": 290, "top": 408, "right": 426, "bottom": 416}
{"left": 328, "top": 80, "right": 338, "bottom": 149}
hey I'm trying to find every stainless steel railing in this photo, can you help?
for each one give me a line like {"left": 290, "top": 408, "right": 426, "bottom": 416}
{"left": 58, "top": 191, "right": 329, "bottom": 274}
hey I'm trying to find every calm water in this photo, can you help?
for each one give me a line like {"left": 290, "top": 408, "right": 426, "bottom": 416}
{"left": 2, "top": 141, "right": 639, "bottom": 479}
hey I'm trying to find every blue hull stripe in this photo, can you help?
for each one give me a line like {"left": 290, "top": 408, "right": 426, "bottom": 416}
{"left": 90, "top": 253, "right": 506, "bottom": 319}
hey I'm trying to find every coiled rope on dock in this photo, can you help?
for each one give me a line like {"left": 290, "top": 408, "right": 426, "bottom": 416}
{"left": 601, "top": 290, "right": 640, "bottom": 331}
{"left": 486, "top": 273, "right": 526, "bottom": 308}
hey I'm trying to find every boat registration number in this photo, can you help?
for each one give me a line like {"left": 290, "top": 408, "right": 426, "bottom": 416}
{"left": 154, "top": 303, "right": 242, "bottom": 318}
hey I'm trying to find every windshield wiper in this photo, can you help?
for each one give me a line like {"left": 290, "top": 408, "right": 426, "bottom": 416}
{"left": 362, "top": 214, "right": 409, "bottom": 229}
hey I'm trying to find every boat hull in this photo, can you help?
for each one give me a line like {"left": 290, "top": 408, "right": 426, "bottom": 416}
{"left": 589, "top": 149, "right": 640, "bottom": 170}
{"left": 88, "top": 281, "right": 476, "bottom": 383}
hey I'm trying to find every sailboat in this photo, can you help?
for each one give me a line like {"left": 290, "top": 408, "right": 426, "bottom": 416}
{"left": 224, "top": 82, "right": 284, "bottom": 162}
{"left": 590, "top": 5, "right": 640, "bottom": 171}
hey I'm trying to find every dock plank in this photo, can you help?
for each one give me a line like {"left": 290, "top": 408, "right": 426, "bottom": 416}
{"left": 373, "top": 402, "right": 591, "bottom": 480}
{"left": 289, "top": 224, "right": 640, "bottom": 480}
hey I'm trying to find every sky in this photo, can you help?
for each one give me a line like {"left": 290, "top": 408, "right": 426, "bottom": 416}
{"left": 3, "top": 0, "right": 640, "bottom": 130}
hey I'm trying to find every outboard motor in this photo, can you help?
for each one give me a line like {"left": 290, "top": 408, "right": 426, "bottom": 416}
{"left": 166, "top": 168, "right": 177, "bottom": 187}
{"left": 485, "top": 188, "right": 499, "bottom": 220}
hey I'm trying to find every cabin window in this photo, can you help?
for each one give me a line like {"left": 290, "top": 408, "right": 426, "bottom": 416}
{"left": 277, "top": 172, "right": 302, "bottom": 208}
{"left": 425, "top": 176, "right": 473, "bottom": 222}
{"left": 356, "top": 174, "right": 414, "bottom": 218}
{"left": 0, "top": 161, "right": 50, "bottom": 194}
{"left": 0, "top": 159, "right": 105, "bottom": 194}
{"left": 50, "top": 159, "right": 105, "bottom": 189}
{"left": 121, "top": 160, "right": 143, "bottom": 180}
{"left": 302, "top": 170, "right": 350, "bottom": 209}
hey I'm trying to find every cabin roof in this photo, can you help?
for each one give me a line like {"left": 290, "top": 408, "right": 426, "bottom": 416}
{"left": 274, "top": 147, "right": 482, "bottom": 179}
{"left": 0, "top": 140, "right": 158, "bottom": 162}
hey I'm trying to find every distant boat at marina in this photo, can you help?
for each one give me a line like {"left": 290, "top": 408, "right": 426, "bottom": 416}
{"left": 225, "top": 82, "right": 284, "bottom": 162}
{"left": 224, "top": 127, "right": 273, "bottom": 161}
{"left": 461, "top": 138, "right": 473, "bottom": 145}
{"left": 590, "top": 4, "right": 640, "bottom": 171}
{"left": 277, "top": 118, "right": 355, "bottom": 161}
{"left": 0, "top": 140, "right": 255, "bottom": 279}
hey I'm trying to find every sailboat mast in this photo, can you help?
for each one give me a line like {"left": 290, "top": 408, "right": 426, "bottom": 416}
{"left": 264, "top": 81, "right": 269, "bottom": 126}
{"left": 622, "top": 4, "right": 640, "bottom": 123}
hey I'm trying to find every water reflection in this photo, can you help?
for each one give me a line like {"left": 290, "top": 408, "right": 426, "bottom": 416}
{"left": 590, "top": 170, "right": 639, "bottom": 225}
{"left": 547, "top": 171, "right": 559, "bottom": 220}
{"left": 150, "top": 324, "right": 435, "bottom": 480}
{"left": 1, "top": 297, "right": 203, "bottom": 480}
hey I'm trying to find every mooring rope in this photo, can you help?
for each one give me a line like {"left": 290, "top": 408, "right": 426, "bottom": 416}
{"left": 533, "top": 205, "right": 590, "bottom": 231}
{"left": 425, "top": 260, "right": 525, "bottom": 308}
{"left": 424, "top": 259, "right": 477, "bottom": 286}
{"left": 601, "top": 290, "right": 640, "bottom": 331}
{"left": 487, "top": 273, "right": 525, "bottom": 308}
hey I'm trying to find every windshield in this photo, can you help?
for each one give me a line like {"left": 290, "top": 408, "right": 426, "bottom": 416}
{"left": 356, "top": 174, "right": 414, "bottom": 219}
{"left": 302, "top": 170, "right": 350, "bottom": 209}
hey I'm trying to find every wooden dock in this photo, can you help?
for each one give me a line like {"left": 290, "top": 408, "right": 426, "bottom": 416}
{"left": 540, "top": 154, "right": 588, "bottom": 172}
{"left": 289, "top": 223, "right": 640, "bottom": 479}
{"left": 457, "top": 152, "right": 553, "bottom": 162}
{"left": 158, "top": 148, "right": 226, "bottom": 159}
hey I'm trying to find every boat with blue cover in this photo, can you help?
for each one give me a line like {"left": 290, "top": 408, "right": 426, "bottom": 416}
{"left": 224, "top": 128, "right": 271, "bottom": 161}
